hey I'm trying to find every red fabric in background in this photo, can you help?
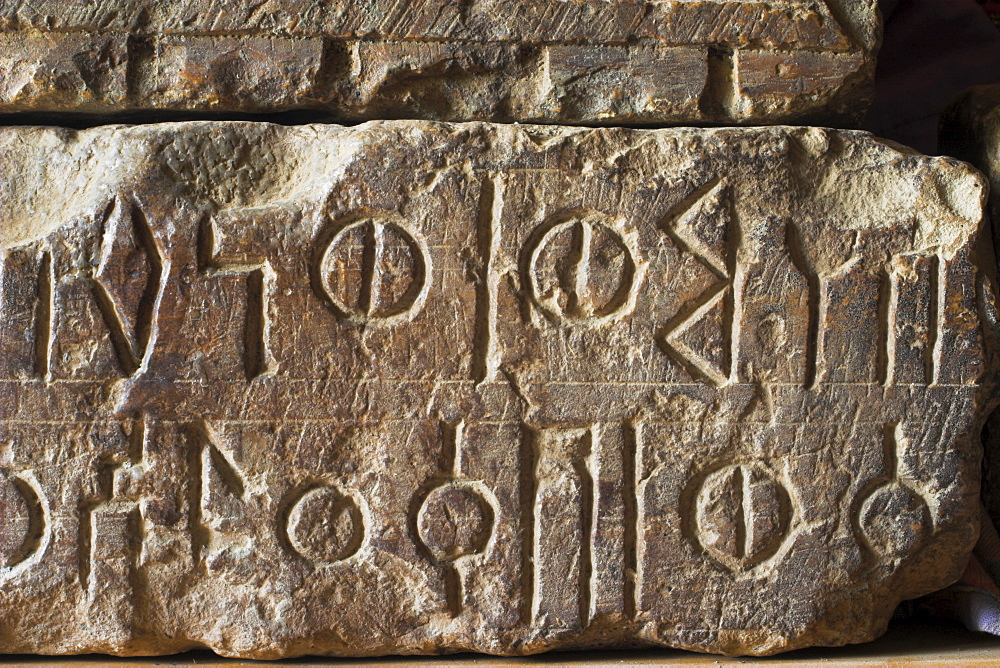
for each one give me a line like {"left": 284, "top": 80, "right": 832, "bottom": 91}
{"left": 982, "top": 1, "right": 1000, "bottom": 26}
{"left": 867, "top": 0, "right": 1000, "bottom": 153}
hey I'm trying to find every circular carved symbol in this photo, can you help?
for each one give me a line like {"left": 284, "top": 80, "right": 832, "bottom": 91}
{"left": 285, "top": 485, "right": 366, "bottom": 564}
{"left": 693, "top": 464, "right": 792, "bottom": 571}
{"left": 858, "top": 481, "right": 931, "bottom": 558}
{"left": 417, "top": 482, "right": 495, "bottom": 562}
{"left": 0, "top": 471, "right": 42, "bottom": 570}
{"left": 317, "top": 217, "right": 431, "bottom": 326}
{"left": 527, "top": 214, "right": 643, "bottom": 327}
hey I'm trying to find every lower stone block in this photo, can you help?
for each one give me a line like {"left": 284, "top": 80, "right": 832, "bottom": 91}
{"left": 0, "top": 121, "right": 993, "bottom": 658}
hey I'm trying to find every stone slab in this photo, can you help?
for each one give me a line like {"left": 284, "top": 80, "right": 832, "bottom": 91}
{"left": 6, "top": 623, "right": 1000, "bottom": 666}
{"left": 0, "top": 121, "right": 993, "bottom": 659}
{"left": 941, "top": 84, "right": 1000, "bottom": 531}
{"left": 0, "top": 1, "right": 879, "bottom": 125}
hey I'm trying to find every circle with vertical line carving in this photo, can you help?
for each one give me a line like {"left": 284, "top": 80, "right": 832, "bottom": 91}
{"left": 417, "top": 482, "right": 495, "bottom": 562}
{"left": 526, "top": 213, "right": 642, "bottom": 327}
{"left": 693, "top": 463, "right": 792, "bottom": 571}
{"left": 317, "top": 217, "right": 431, "bottom": 326}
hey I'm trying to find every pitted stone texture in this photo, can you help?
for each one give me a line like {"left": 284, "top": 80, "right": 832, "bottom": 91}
{"left": 0, "top": 121, "right": 992, "bottom": 659}
{"left": 0, "top": 0, "right": 879, "bottom": 126}
{"left": 941, "top": 84, "right": 1000, "bottom": 529}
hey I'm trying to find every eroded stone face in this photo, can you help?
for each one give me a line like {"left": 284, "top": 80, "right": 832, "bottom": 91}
{"left": 941, "top": 84, "right": 1000, "bottom": 530}
{"left": 0, "top": 122, "right": 991, "bottom": 658}
{"left": 0, "top": 0, "right": 879, "bottom": 125}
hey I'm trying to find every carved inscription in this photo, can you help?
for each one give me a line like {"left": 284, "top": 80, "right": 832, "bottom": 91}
{"left": 854, "top": 423, "right": 934, "bottom": 559}
{"left": 316, "top": 217, "right": 431, "bottom": 326}
{"left": 190, "top": 422, "right": 251, "bottom": 567}
{"left": 415, "top": 421, "right": 497, "bottom": 616}
{"left": 201, "top": 211, "right": 278, "bottom": 380}
{"left": 285, "top": 485, "right": 366, "bottom": 564}
{"left": 880, "top": 255, "right": 946, "bottom": 386}
{"left": 526, "top": 214, "right": 645, "bottom": 328}
{"left": 90, "top": 197, "right": 163, "bottom": 376}
{"left": 689, "top": 463, "right": 792, "bottom": 571}
{"left": 526, "top": 424, "right": 597, "bottom": 628}
{"left": 0, "top": 123, "right": 988, "bottom": 658}
{"left": 659, "top": 179, "right": 743, "bottom": 386}
{"left": 0, "top": 467, "right": 46, "bottom": 578}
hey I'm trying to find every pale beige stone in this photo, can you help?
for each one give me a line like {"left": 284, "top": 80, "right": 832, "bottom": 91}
{"left": 0, "top": 121, "right": 992, "bottom": 658}
{"left": 0, "top": 0, "right": 879, "bottom": 125}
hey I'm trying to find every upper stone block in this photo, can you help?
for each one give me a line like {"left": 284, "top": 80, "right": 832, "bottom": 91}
{"left": 0, "top": 120, "right": 992, "bottom": 658}
{"left": 0, "top": 0, "right": 880, "bottom": 125}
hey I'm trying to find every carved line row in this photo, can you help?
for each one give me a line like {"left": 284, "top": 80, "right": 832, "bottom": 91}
{"left": 0, "top": 1, "right": 856, "bottom": 51}
{"left": 1, "top": 418, "right": 938, "bottom": 621}
{"left": 6, "top": 185, "right": 953, "bottom": 391}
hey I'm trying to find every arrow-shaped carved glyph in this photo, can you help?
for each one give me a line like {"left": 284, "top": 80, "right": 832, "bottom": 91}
{"left": 658, "top": 179, "right": 744, "bottom": 387}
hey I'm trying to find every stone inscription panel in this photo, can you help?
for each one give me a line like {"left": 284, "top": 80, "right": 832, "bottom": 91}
{"left": 0, "top": 0, "right": 878, "bottom": 125}
{"left": 0, "top": 121, "right": 992, "bottom": 658}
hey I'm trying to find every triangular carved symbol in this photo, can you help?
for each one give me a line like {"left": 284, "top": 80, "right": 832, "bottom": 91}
{"left": 658, "top": 179, "right": 739, "bottom": 387}
{"left": 662, "top": 179, "right": 730, "bottom": 281}
{"left": 92, "top": 196, "right": 163, "bottom": 376}
{"left": 201, "top": 438, "right": 247, "bottom": 525}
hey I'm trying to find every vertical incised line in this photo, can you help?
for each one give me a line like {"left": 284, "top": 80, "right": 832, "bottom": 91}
{"left": 578, "top": 427, "right": 595, "bottom": 627}
{"left": 929, "top": 255, "right": 945, "bottom": 385}
{"left": 623, "top": 422, "right": 638, "bottom": 620}
{"left": 359, "top": 220, "right": 383, "bottom": 317}
{"left": 810, "top": 277, "right": 829, "bottom": 390}
{"left": 442, "top": 419, "right": 463, "bottom": 477}
{"left": 726, "top": 195, "right": 743, "bottom": 384}
{"left": 699, "top": 47, "right": 738, "bottom": 120}
{"left": 735, "top": 466, "right": 747, "bottom": 561}
{"left": 520, "top": 427, "right": 537, "bottom": 625}
{"left": 34, "top": 251, "right": 52, "bottom": 381}
{"left": 879, "top": 264, "right": 898, "bottom": 387}
{"left": 244, "top": 267, "right": 273, "bottom": 380}
{"left": 882, "top": 422, "right": 900, "bottom": 481}
{"left": 444, "top": 563, "right": 464, "bottom": 618}
{"left": 188, "top": 422, "right": 207, "bottom": 567}
{"left": 570, "top": 220, "right": 593, "bottom": 317}
{"left": 785, "top": 224, "right": 823, "bottom": 390}
{"left": 473, "top": 176, "right": 503, "bottom": 385}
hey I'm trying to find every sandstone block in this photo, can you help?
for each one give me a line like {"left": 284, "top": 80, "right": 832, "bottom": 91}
{"left": 0, "top": 121, "right": 992, "bottom": 658}
{"left": 941, "top": 84, "right": 1000, "bottom": 528}
{"left": 0, "top": 1, "right": 879, "bottom": 125}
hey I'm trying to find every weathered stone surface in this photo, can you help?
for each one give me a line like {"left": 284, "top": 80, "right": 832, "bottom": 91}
{"left": 0, "top": 121, "right": 992, "bottom": 658}
{"left": 941, "top": 84, "right": 1000, "bottom": 530}
{"left": 0, "top": 1, "right": 879, "bottom": 125}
